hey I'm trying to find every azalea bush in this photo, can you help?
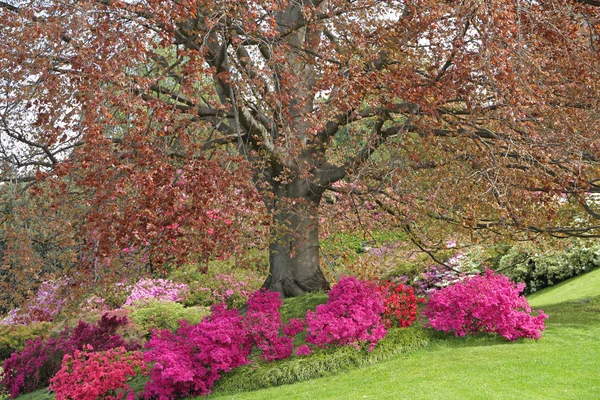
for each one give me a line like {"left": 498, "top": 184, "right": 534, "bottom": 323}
{"left": 423, "top": 269, "right": 548, "bottom": 340}
{"left": 143, "top": 305, "right": 250, "bottom": 398}
{"left": 0, "top": 314, "right": 139, "bottom": 397}
{"left": 377, "top": 281, "right": 422, "bottom": 328}
{"left": 49, "top": 347, "right": 147, "bottom": 400}
{"left": 1, "top": 281, "right": 68, "bottom": 325}
{"left": 124, "top": 278, "right": 188, "bottom": 306}
{"left": 306, "top": 276, "right": 387, "bottom": 351}
{"left": 0, "top": 323, "right": 53, "bottom": 361}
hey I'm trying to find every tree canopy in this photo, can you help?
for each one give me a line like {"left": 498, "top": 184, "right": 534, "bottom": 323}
{"left": 1, "top": 0, "right": 600, "bottom": 298}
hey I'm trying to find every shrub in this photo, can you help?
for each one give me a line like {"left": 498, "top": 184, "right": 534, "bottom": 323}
{"left": 0, "top": 314, "right": 139, "bottom": 397}
{"left": 497, "top": 242, "right": 600, "bottom": 293}
{"left": 305, "top": 276, "right": 387, "bottom": 351}
{"left": 377, "top": 281, "right": 422, "bottom": 328}
{"left": 423, "top": 269, "right": 548, "bottom": 340}
{"left": 143, "top": 305, "right": 250, "bottom": 398}
{"left": 1, "top": 281, "right": 68, "bottom": 325}
{"left": 0, "top": 323, "right": 52, "bottom": 361}
{"left": 170, "top": 261, "right": 262, "bottom": 309}
{"left": 49, "top": 347, "right": 147, "bottom": 400}
{"left": 124, "top": 278, "right": 188, "bottom": 306}
{"left": 128, "top": 301, "right": 209, "bottom": 336}
{"left": 245, "top": 290, "right": 294, "bottom": 362}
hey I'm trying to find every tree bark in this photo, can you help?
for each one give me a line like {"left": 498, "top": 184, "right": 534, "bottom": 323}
{"left": 262, "top": 175, "right": 330, "bottom": 297}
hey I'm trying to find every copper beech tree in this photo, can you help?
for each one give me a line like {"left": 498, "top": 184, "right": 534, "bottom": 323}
{"left": 1, "top": 0, "right": 600, "bottom": 297}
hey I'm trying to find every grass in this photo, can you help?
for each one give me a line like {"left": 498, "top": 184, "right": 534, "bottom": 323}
{"left": 527, "top": 267, "right": 600, "bottom": 307}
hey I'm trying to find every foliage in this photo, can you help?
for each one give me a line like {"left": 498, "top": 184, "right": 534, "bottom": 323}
{"left": 305, "top": 277, "right": 387, "bottom": 351}
{"left": 49, "top": 347, "right": 147, "bottom": 400}
{"left": 0, "top": 323, "right": 52, "bottom": 361}
{"left": 128, "top": 300, "right": 208, "bottom": 336}
{"left": 376, "top": 281, "right": 422, "bottom": 328}
{"left": 0, "top": 314, "right": 138, "bottom": 397}
{"left": 123, "top": 278, "right": 189, "bottom": 306}
{"left": 211, "top": 326, "right": 431, "bottom": 396}
{"left": 423, "top": 270, "right": 548, "bottom": 340}
{"left": 496, "top": 242, "right": 600, "bottom": 294}
{"left": 143, "top": 305, "right": 250, "bottom": 399}
{"left": 170, "top": 262, "right": 263, "bottom": 309}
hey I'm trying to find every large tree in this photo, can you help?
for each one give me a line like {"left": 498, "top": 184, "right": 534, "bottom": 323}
{"left": 1, "top": 0, "right": 600, "bottom": 297}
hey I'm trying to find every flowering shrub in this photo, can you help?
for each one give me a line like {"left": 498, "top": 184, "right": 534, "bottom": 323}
{"left": 377, "top": 281, "right": 422, "bottom": 328}
{"left": 1, "top": 281, "right": 68, "bottom": 325}
{"left": 245, "top": 290, "right": 293, "bottom": 362}
{"left": 144, "top": 305, "right": 250, "bottom": 398}
{"left": 423, "top": 269, "right": 548, "bottom": 340}
{"left": 306, "top": 276, "right": 387, "bottom": 351}
{"left": 49, "top": 347, "right": 147, "bottom": 400}
{"left": 0, "top": 314, "right": 138, "bottom": 397}
{"left": 124, "top": 278, "right": 188, "bottom": 306}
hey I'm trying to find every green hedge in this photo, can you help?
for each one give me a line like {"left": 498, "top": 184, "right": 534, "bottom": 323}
{"left": 128, "top": 300, "right": 209, "bottom": 336}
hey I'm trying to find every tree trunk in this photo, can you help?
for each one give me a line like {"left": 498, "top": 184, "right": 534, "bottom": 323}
{"left": 262, "top": 176, "right": 330, "bottom": 297}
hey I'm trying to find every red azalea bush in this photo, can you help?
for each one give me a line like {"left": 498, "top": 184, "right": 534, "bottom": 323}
{"left": 0, "top": 314, "right": 139, "bottom": 397}
{"left": 143, "top": 305, "right": 250, "bottom": 399}
{"left": 49, "top": 347, "right": 147, "bottom": 400}
{"left": 306, "top": 276, "right": 387, "bottom": 351}
{"left": 423, "top": 269, "right": 548, "bottom": 340}
{"left": 377, "top": 281, "right": 423, "bottom": 328}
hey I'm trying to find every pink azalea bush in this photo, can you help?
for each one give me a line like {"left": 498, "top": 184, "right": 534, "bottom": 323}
{"left": 124, "top": 278, "right": 188, "bottom": 306}
{"left": 306, "top": 276, "right": 387, "bottom": 351}
{"left": 423, "top": 269, "right": 548, "bottom": 340}
{"left": 49, "top": 346, "right": 147, "bottom": 400}
{"left": 1, "top": 280, "right": 68, "bottom": 325}
{"left": 143, "top": 305, "right": 250, "bottom": 399}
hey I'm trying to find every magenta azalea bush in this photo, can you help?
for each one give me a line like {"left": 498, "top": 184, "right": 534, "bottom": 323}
{"left": 423, "top": 269, "right": 548, "bottom": 340}
{"left": 124, "top": 278, "right": 188, "bottom": 306}
{"left": 49, "top": 347, "right": 147, "bottom": 400}
{"left": 306, "top": 276, "right": 387, "bottom": 351}
{"left": 143, "top": 305, "right": 250, "bottom": 399}
{"left": 245, "top": 289, "right": 296, "bottom": 362}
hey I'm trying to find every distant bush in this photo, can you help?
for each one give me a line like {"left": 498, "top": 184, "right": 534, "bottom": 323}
{"left": 128, "top": 300, "right": 209, "bottom": 336}
{"left": 306, "top": 276, "right": 387, "bottom": 351}
{"left": 124, "top": 278, "right": 188, "bottom": 306}
{"left": 0, "top": 281, "right": 68, "bottom": 325}
{"left": 497, "top": 243, "right": 600, "bottom": 293}
{"left": 0, "top": 314, "right": 139, "bottom": 397}
{"left": 170, "top": 261, "right": 262, "bottom": 309}
{"left": 0, "top": 323, "right": 52, "bottom": 361}
{"left": 423, "top": 270, "right": 548, "bottom": 341}
{"left": 49, "top": 347, "right": 147, "bottom": 400}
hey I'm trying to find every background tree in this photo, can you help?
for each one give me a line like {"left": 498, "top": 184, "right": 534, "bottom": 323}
{"left": 1, "top": 0, "right": 599, "bottom": 297}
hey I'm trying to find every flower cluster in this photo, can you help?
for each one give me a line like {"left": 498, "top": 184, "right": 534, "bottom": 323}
{"left": 49, "top": 347, "right": 147, "bottom": 400}
{"left": 423, "top": 269, "right": 548, "bottom": 340}
{"left": 0, "top": 314, "right": 139, "bottom": 397}
{"left": 377, "top": 281, "right": 422, "bottom": 328}
{"left": 143, "top": 305, "right": 250, "bottom": 398}
{"left": 124, "top": 278, "right": 188, "bottom": 306}
{"left": 306, "top": 276, "right": 387, "bottom": 351}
